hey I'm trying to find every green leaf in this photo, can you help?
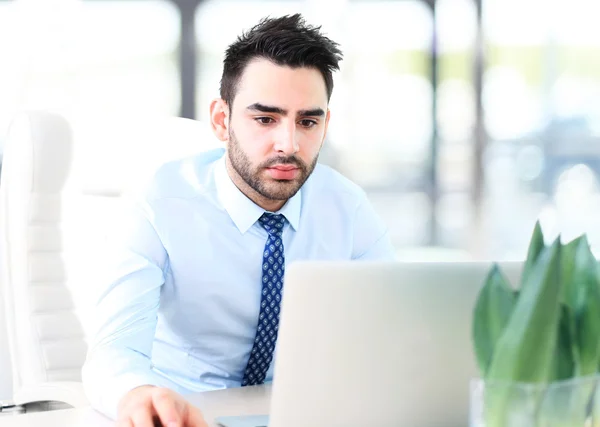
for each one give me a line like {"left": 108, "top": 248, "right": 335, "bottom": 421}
{"left": 560, "top": 235, "right": 588, "bottom": 308}
{"left": 559, "top": 235, "right": 600, "bottom": 375}
{"left": 520, "top": 221, "right": 545, "bottom": 291}
{"left": 473, "top": 264, "right": 517, "bottom": 376}
{"left": 549, "top": 303, "right": 576, "bottom": 381}
{"left": 573, "top": 246, "right": 600, "bottom": 376}
{"left": 575, "top": 281, "right": 600, "bottom": 376}
{"left": 482, "top": 239, "right": 562, "bottom": 427}
{"left": 487, "top": 237, "right": 562, "bottom": 383}
{"left": 572, "top": 236, "right": 597, "bottom": 297}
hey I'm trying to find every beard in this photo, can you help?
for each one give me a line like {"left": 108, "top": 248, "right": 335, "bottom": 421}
{"left": 227, "top": 128, "right": 318, "bottom": 201}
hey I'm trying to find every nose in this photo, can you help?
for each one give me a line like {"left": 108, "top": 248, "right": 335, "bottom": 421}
{"left": 273, "top": 121, "right": 299, "bottom": 155}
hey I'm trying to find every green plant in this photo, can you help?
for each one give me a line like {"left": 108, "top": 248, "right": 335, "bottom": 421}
{"left": 472, "top": 221, "right": 600, "bottom": 426}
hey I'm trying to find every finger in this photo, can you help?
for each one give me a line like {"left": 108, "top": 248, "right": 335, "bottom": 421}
{"left": 152, "top": 389, "right": 181, "bottom": 427}
{"left": 186, "top": 405, "right": 209, "bottom": 427}
{"left": 130, "top": 407, "right": 156, "bottom": 427}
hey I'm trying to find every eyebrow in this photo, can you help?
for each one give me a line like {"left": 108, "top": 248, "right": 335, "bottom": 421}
{"left": 246, "top": 103, "right": 325, "bottom": 117}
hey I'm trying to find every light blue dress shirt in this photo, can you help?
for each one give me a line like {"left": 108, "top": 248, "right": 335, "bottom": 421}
{"left": 82, "top": 148, "right": 395, "bottom": 418}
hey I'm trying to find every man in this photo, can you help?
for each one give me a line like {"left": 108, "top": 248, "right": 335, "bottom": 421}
{"left": 82, "top": 13, "right": 395, "bottom": 427}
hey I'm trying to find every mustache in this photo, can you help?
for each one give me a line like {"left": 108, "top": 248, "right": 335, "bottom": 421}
{"left": 261, "top": 156, "right": 305, "bottom": 170}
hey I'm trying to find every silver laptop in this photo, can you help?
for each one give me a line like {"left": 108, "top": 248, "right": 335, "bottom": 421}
{"left": 217, "top": 260, "right": 522, "bottom": 427}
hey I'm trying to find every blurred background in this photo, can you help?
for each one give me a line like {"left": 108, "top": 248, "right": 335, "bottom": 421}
{"left": 1, "top": 0, "right": 600, "bottom": 261}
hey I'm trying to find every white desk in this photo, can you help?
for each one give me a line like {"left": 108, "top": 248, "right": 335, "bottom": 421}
{"left": 0, "top": 385, "right": 271, "bottom": 427}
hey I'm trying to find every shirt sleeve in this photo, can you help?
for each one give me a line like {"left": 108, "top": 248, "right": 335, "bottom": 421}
{"left": 351, "top": 193, "right": 397, "bottom": 261}
{"left": 81, "top": 197, "right": 173, "bottom": 419}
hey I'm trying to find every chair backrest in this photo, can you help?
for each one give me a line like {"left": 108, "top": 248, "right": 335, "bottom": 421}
{"left": 0, "top": 111, "right": 219, "bottom": 400}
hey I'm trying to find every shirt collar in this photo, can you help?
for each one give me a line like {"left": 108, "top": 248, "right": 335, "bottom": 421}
{"left": 214, "top": 154, "right": 301, "bottom": 234}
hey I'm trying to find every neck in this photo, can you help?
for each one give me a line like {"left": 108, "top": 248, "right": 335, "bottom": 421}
{"left": 225, "top": 157, "right": 287, "bottom": 212}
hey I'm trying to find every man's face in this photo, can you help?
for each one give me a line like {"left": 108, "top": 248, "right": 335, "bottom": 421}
{"left": 226, "top": 58, "right": 330, "bottom": 202}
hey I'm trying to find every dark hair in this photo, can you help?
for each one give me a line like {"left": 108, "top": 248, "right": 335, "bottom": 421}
{"left": 220, "top": 14, "right": 343, "bottom": 107}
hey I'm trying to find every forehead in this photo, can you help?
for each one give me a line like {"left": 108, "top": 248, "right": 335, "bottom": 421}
{"left": 233, "top": 58, "right": 328, "bottom": 111}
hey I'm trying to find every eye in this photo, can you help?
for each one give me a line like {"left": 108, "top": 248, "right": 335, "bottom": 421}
{"left": 299, "top": 119, "right": 318, "bottom": 128}
{"left": 255, "top": 117, "right": 275, "bottom": 125}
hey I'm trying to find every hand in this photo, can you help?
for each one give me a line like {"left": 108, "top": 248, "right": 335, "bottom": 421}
{"left": 117, "top": 385, "right": 208, "bottom": 427}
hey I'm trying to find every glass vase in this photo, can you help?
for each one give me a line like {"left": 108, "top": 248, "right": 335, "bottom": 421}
{"left": 470, "top": 375, "right": 600, "bottom": 427}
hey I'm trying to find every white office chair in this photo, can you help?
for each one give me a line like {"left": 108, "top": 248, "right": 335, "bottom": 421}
{"left": 0, "top": 110, "right": 219, "bottom": 411}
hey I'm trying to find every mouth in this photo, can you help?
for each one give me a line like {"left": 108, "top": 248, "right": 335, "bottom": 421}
{"left": 269, "top": 164, "right": 298, "bottom": 171}
{"left": 265, "top": 164, "right": 300, "bottom": 180}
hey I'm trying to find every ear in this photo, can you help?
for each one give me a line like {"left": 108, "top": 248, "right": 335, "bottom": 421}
{"left": 210, "top": 98, "right": 230, "bottom": 142}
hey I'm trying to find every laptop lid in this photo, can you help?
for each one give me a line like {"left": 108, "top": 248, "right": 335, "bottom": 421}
{"left": 268, "top": 260, "right": 522, "bottom": 427}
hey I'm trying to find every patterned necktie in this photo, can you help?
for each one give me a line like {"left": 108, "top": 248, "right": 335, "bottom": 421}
{"left": 241, "top": 212, "right": 287, "bottom": 387}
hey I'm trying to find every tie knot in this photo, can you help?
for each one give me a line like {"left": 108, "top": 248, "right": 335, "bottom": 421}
{"left": 258, "top": 213, "right": 286, "bottom": 238}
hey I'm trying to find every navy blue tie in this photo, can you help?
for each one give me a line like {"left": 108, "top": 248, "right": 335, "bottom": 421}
{"left": 241, "top": 213, "right": 286, "bottom": 387}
